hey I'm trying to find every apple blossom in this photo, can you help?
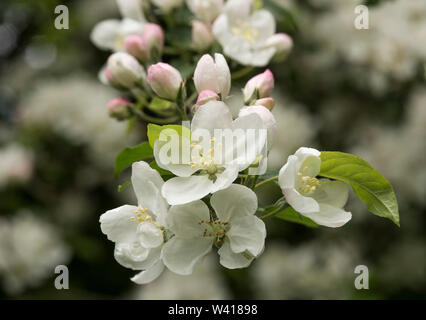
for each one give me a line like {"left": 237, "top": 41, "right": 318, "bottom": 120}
{"left": 125, "top": 23, "right": 164, "bottom": 62}
{"left": 116, "top": 0, "right": 146, "bottom": 22}
{"left": 191, "top": 21, "right": 215, "bottom": 52}
{"left": 194, "top": 53, "right": 231, "bottom": 99}
{"left": 100, "top": 161, "right": 170, "bottom": 284}
{"left": 147, "top": 63, "right": 183, "bottom": 100}
{"left": 243, "top": 69, "right": 274, "bottom": 104}
{"left": 162, "top": 184, "right": 266, "bottom": 274}
{"left": 186, "top": 0, "right": 224, "bottom": 24}
{"left": 278, "top": 148, "right": 352, "bottom": 228}
{"left": 193, "top": 89, "right": 220, "bottom": 111}
{"left": 107, "top": 52, "right": 145, "bottom": 88}
{"left": 213, "top": 0, "right": 288, "bottom": 66}
{"left": 154, "top": 101, "right": 266, "bottom": 205}
{"left": 239, "top": 106, "right": 277, "bottom": 149}
{"left": 107, "top": 98, "right": 133, "bottom": 120}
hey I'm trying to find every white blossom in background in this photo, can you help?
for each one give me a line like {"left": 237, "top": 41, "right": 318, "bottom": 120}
{"left": 18, "top": 75, "right": 136, "bottom": 166}
{"left": 252, "top": 241, "right": 357, "bottom": 299}
{"left": 100, "top": 161, "right": 170, "bottom": 284}
{"left": 151, "top": 0, "right": 184, "bottom": 12}
{"left": 186, "top": 0, "right": 224, "bottom": 24}
{"left": 162, "top": 184, "right": 266, "bottom": 274}
{"left": 133, "top": 254, "right": 231, "bottom": 299}
{"left": 213, "top": 0, "right": 289, "bottom": 66}
{"left": 155, "top": 101, "right": 266, "bottom": 205}
{"left": 0, "top": 144, "right": 33, "bottom": 188}
{"left": 0, "top": 212, "right": 71, "bottom": 295}
{"left": 279, "top": 147, "right": 352, "bottom": 227}
{"left": 90, "top": 0, "right": 146, "bottom": 52}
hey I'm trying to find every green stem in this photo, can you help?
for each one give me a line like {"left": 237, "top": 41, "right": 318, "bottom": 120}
{"left": 254, "top": 176, "right": 279, "bottom": 189}
{"left": 259, "top": 203, "right": 286, "bottom": 220}
{"left": 231, "top": 66, "right": 255, "bottom": 80}
{"left": 130, "top": 107, "right": 179, "bottom": 124}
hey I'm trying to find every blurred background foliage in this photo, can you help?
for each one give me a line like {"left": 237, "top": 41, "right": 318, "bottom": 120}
{"left": 0, "top": 0, "right": 425, "bottom": 299}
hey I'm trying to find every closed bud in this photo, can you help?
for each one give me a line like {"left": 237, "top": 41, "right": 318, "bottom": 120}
{"left": 107, "top": 52, "right": 145, "bottom": 88}
{"left": 266, "top": 33, "right": 293, "bottom": 62}
{"left": 107, "top": 98, "right": 133, "bottom": 120}
{"left": 255, "top": 97, "right": 275, "bottom": 111}
{"left": 193, "top": 90, "right": 219, "bottom": 111}
{"left": 141, "top": 23, "right": 164, "bottom": 60}
{"left": 191, "top": 21, "right": 214, "bottom": 52}
{"left": 147, "top": 63, "right": 183, "bottom": 100}
{"left": 124, "top": 35, "right": 147, "bottom": 61}
{"left": 194, "top": 53, "right": 231, "bottom": 99}
{"left": 243, "top": 69, "right": 274, "bottom": 104}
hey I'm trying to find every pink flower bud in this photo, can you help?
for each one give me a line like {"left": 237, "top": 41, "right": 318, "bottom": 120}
{"left": 239, "top": 106, "right": 277, "bottom": 149}
{"left": 107, "top": 52, "right": 145, "bottom": 88}
{"left": 255, "top": 97, "right": 275, "bottom": 111}
{"left": 243, "top": 69, "right": 274, "bottom": 103}
{"left": 107, "top": 98, "right": 133, "bottom": 120}
{"left": 141, "top": 23, "right": 164, "bottom": 54}
{"left": 266, "top": 33, "right": 293, "bottom": 62}
{"left": 193, "top": 90, "right": 220, "bottom": 111}
{"left": 147, "top": 63, "right": 183, "bottom": 100}
{"left": 194, "top": 53, "right": 231, "bottom": 99}
{"left": 192, "top": 21, "right": 214, "bottom": 52}
{"left": 125, "top": 35, "right": 148, "bottom": 61}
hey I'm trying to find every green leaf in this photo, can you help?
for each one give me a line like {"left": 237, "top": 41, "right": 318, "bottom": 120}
{"left": 147, "top": 123, "right": 191, "bottom": 149}
{"left": 114, "top": 142, "right": 153, "bottom": 176}
{"left": 275, "top": 207, "right": 319, "bottom": 228}
{"left": 319, "top": 152, "right": 400, "bottom": 226}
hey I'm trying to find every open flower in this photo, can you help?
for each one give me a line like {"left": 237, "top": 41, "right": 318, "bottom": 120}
{"left": 162, "top": 184, "right": 266, "bottom": 275}
{"left": 154, "top": 101, "right": 266, "bottom": 205}
{"left": 278, "top": 148, "right": 352, "bottom": 228}
{"left": 99, "top": 161, "right": 169, "bottom": 284}
{"left": 212, "top": 0, "right": 281, "bottom": 66}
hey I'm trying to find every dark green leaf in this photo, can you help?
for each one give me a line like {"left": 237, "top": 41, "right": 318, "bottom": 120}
{"left": 114, "top": 142, "right": 153, "bottom": 176}
{"left": 275, "top": 206, "right": 319, "bottom": 228}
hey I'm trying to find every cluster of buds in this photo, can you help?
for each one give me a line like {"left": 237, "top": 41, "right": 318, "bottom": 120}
{"left": 124, "top": 23, "right": 165, "bottom": 63}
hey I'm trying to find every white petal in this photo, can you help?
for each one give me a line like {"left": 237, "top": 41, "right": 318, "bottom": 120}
{"left": 218, "top": 239, "right": 253, "bottom": 269}
{"left": 131, "top": 161, "right": 168, "bottom": 223}
{"left": 249, "top": 10, "right": 275, "bottom": 39}
{"left": 114, "top": 242, "right": 160, "bottom": 270}
{"left": 211, "top": 184, "right": 257, "bottom": 222}
{"left": 209, "top": 165, "right": 239, "bottom": 194}
{"left": 224, "top": 0, "right": 252, "bottom": 19}
{"left": 131, "top": 260, "right": 164, "bottom": 284}
{"left": 100, "top": 205, "right": 138, "bottom": 243}
{"left": 162, "top": 237, "right": 213, "bottom": 275}
{"left": 191, "top": 101, "right": 233, "bottom": 135}
{"left": 116, "top": 0, "right": 146, "bottom": 22}
{"left": 119, "top": 18, "right": 145, "bottom": 37}
{"left": 227, "top": 215, "right": 266, "bottom": 256}
{"left": 90, "top": 19, "right": 121, "bottom": 51}
{"left": 137, "top": 222, "right": 164, "bottom": 248}
{"left": 294, "top": 147, "right": 321, "bottom": 176}
{"left": 194, "top": 54, "right": 220, "bottom": 93}
{"left": 303, "top": 204, "right": 352, "bottom": 228}
{"left": 161, "top": 175, "right": 213, "bottom": 205}
{"left": 283, "top": 188, "right": 320, "bottom": 214}
{"left": 278, "top": 155, "right": 298, "bottom": 189}
{"left": 214, "top": 53, "right": 231, "bottom": 98}
{"left": 166, "top": 200, "right": 210, "bottom": 238}
{"left": 312, "top": 181, "right": 349, "bottom": 208}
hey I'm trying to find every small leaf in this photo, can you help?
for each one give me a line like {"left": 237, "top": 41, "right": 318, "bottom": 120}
{"left": 275, "top": 207, "right": 319, "bottom": 228}
{"left": 147, "top": 123, "right": 191, "bottom": 149}
{"left": 114, "top": 142, "right": 153, "bottom": 176}
{"left": 149, "top": 97, "right": 172, "bottom": 111}
{"left": 319, "top": 151, "right": 400, "bottom": 226}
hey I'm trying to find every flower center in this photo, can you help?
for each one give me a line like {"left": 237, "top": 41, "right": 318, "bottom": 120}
{"left": 198, "top": 218, "right": 229, "bottom": 243}
{"left": 231, "top": 20, "right": 259, "bottom": 44}
{"left": 190, "top": 139, "right": 225, "bottom": 182}
{"left": 297, "top": 166, "right": 320, "bottom": 195}
{"left": 130, "top": 207, "right": 152, "bottom": 223}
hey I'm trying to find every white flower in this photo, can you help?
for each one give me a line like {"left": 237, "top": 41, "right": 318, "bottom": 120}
{"left": 212, "top": 0, "right": 278, "bottom": 66}
{"left": 162, "top": 184, "right": 266, "bottom": 275}
{"left": 152, "top": 0, "right": 184, "bottom": 12}
{"left": 186, "top": 0, "right": 224, "bottom": 24}
{"left": 90, "top": 0, "right": 146, "bottom": 52}
{"left": 154, "top": 101, "right": 266, "bottom": 205}
{"left": 193, "top": 53, "right": 231, "bottom": 99}
{"left": 99, "top": 161, "right": 170, "bottom": 284}
{"left": 278, "top": 147, "right": 352, "bottom": 228}
{"left": 239, "top": 106, "right": 277, "bottom": 150}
